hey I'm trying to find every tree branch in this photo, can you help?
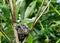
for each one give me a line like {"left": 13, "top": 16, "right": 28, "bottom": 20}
{"left": 9, "top": 0, "right": 19, "bottom": 43}
{"left": 31, "top": 0, "right": 46, "bottom": 30}
{"left": 34, "top": 1, "right": 51, "bottom": 24}
{"left": 31, "top": 0, "right": 51, "bottom": 30}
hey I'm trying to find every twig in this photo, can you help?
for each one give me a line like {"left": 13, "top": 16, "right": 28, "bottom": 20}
{"left": 6, "top": 0, "right": 9, "bottom": 4}
{"left": 13, "top": 23, "right": 19, "bottom": 43}
{"left": 13, "top": 0, "right": 19, "bottom": 43}
{"left": 13, "top": 0, "right": 16, "bottom": 22}
{"left": 9, "top": 0, "right": 19, "bottom": 43}
{"left": 43, "top": 6, "right": 49, "bottom": 14}
{"left": 22, "top": 38, "right": 26, "bottom": 43}
{"left": 0, "top": 28, "right": 12, "bottom": 43}
{"left": 34, "top": 1, "right": 51, "bottom": 24}
{"left": 0, "top": 19, "right": 12, "bottom": 43}
{"left": 31, "top": 0, "right": 51, "bottom": 30}
{"left": 31, "top": 0, "right": 46, "bottom": 29}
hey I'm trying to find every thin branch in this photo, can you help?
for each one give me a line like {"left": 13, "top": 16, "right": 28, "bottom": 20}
{"left": 9, "top": 0, "right": 13, "bottom": 16}
{"left": 13, "top": 0, "right": 19, "bottom": 43}
{"left": 13, "top": 0, "right": 16, "bottom": 22}
{"left": 13, "top": 23, "right": 19, "bottom": 43}
{"left": 34, "top": 1, "right": 51, "bottom": 24}
{"left": 0, "top": 28, "right": 12, "bottom": 43}
{"left": 9, "top": 0, "right": 19, "bottom": 43}
{"left": 43, "top": 6, "right": 49, "bottom": 14}
{"left": 31, "top": 0, "right": 46, "bottom": 30}
{"left": 22, "top": 38, "right": 26, "bottom": 43}
{"left": 31, "top": 0, "right": 51, "bottom": 30}
{"left": 6, "top": 0, "right": 9, "bottom": 4}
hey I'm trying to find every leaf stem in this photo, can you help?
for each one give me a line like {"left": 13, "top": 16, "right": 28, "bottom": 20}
{"left": 9, "top": 0, "right": 19, "bottom": 43}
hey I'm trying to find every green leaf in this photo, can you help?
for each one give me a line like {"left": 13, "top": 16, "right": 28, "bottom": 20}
{"left": 19, "top": 0, "right": 26, "bottom": 20}
{"left": 0, "top": 32, "right": 3, "bottom": 43}
{"left": 56, "top": 39, "right": 60, "bottom": 43}
{"left": 37, "top": 0, "right": 42, "bottom": 3}
{"left": 44, "top": 36, "right": 49, "bottom": 43}
{"left": 0, "top": 4, "right": 10, "bottom": 19}
{"left": 4, "top": 24, "right": 14, "bottom": 39}
{"left": 16, "top": 0, "right": 25, "bottom": 20}
{"left": 25, "top": 33, "right": 33, "bottom": 43}
{"left": 25, "top": 1, "right": 36, "bottom": 18}
{"left": 0, "top": 0, "right": 2, "bottom": 3}
{"left": 51, "top": 0, "right": 56, "bottom": 2}
{"left": 55, "top": 21, "right": 60, "bottom": 25}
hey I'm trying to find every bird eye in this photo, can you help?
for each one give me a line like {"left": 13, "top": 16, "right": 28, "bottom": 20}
{"left": 18, "top": 26, "right": 20, "bottom": 28}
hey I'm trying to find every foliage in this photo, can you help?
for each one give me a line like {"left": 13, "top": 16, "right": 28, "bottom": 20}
{"left": 0, "top": 0, "right": 60, "bottom": 43}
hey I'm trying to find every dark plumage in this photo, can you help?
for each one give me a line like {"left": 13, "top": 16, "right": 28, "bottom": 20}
{"left": 16, "top": 24, "right": 30, "bottom": 41}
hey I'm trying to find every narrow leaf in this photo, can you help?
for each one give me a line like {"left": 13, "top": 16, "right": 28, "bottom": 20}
{"left": 25, "top": 1, "right": 36, "bottom": 18}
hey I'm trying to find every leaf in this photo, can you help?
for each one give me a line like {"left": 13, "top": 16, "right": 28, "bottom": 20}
{"left": 25, "top": 33, "right": 33, "bottom": 43}
{"left": 50, "top": 33, "right": 56, "bottom": 38}
{"left": 37, "top": 0, "right": 56, "bottom": 3}
{"left": 24, "top": 1, "right": 36, "bottom": 18}
{"left": 37, "top": 0, "right": 42, "bottom": 3}
{"left": 44, "top": 36, "right": 49, "bottom": 43}
{"left": 56, "top": 39, "right": 60, "bottom": 43}
{"left": 0, "top": 4, "right": 10, "bottom": 19}
{"left": 0, "top": 0, "right": 2, "bottom": 3}
{"left": 19, "top": 0, "right": 26, "bottom": 20}
{"left": 0, "top": 32, "right": 3, "bottom": 43}
{"left": 4, "top": 24, "right": 14, "bottom": 39}
{"left": 55, "top": 21, "right": 60, "bottom": 25}
{"left": 16, "top": 0, "right": 25, "bottom": 20}
{"left": 51, "top": 0, "right": 56, "bottom": 2}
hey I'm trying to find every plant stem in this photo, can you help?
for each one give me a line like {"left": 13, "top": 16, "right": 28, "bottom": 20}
{"left": 31, "top": 0, "right": 46, "bottom": 30}
{"left": 9, "top": 0, "right": 19, "bottom": 43}
{"left": 39, "top": 21, "right": 44, "bottom": 30}
{"left": 34, "top": 1, "right": 51, "bottom": 25}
